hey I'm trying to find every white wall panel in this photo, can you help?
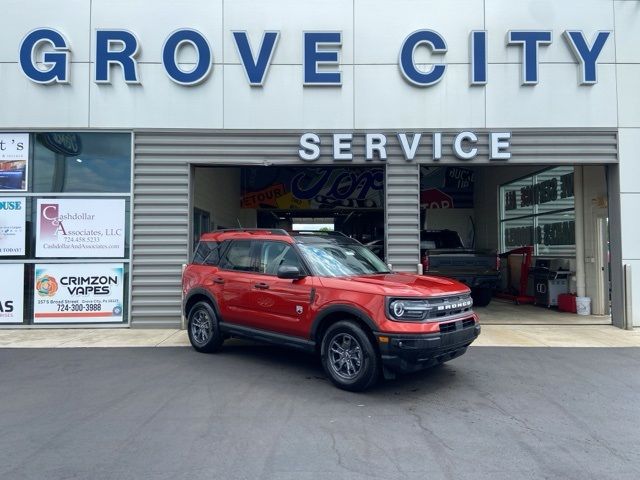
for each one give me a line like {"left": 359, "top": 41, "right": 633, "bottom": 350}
{"left": 0, "top": 63, "right": 89, "bottom": 128}
{"left": 622, "top": 259, "right": 640, "bottom": 327}
{"left": 91, "top": 0, "right": 223, "bottom": 64}
{"left": 621, "top": 193, "right": 640, "bottom": 260}
{"left": 354, "top": 64, "right": 485, "bottom": 129}
{"left": 223, "top": 0, "right": 353, "bottom": 65}
{"left": 485, "top": 0, "right": 615, "bottom": 64}
{"left": 90, "top": 64, "right": 223, "bottom": 128}
{"left": 486, "top": 63, "right": 617, "bottom": 128}
{"left": 617, "top": 65, "right": 640, "bottom": 128}
{"left": 224, "top": 64, "right": 353, "bottom": 129}
{"left": 614, "top": 1, "right": 640, "bottom": 64}
{"left": 0, "top": 0, "right": 91, "bottom": 63}
{"left": 618, "top": 129, "right": 640, "bottom": 194}
{"left": 354, "top": 0, "right": 483, "bottom": 65}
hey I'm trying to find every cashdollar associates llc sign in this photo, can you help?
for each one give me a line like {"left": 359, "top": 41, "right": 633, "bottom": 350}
{"left": 35, "top": 199, "right": 125, "bottom": 258}
{"left": 33, "top": 263, "right": 124, "bottom": 323}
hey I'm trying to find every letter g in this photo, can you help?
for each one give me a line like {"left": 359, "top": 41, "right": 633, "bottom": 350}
{"left": 19, "top": 28, "right": 70, "bottom": 84}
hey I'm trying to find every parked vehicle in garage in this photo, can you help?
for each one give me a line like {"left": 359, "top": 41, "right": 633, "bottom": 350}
{"left": 183, "top": 229, "right": 480, "bottom": 392}
{"left": 367, "top": 230, "right": 500, "bottom": 307}
{"left": 419, "top": 230, "right": 500, "bottom": 307}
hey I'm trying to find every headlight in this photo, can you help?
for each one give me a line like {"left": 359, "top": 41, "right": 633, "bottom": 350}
{"left": 387, "top": 299, "right": 432, "bottom": 321}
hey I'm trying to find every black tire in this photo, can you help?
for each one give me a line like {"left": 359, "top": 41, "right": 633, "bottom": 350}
{"left": 187, "top": 301, "right": 224, "bottom": 353}
{"left": 320, "top": 321, "right": 380, "bottom": 392}
{"left": 471, "top": 287, "right": 493, "bottom": 307}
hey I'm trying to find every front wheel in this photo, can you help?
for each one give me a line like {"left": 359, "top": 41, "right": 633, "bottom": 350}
{"left": 471, "top": 287, "right": 493, "bottom": 307}
{"left": 321, "top": 321, "right": 380, "bottom": 392}
{"left": 187, "top": 301, "right": 224, "bottom": 353}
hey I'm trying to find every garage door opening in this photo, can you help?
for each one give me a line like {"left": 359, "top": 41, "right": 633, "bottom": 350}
{"left": 417, "top": 164, "right": 612, "bottom": 326}
{"left": 191, "top": 164, "right": 384, "bottom": 245}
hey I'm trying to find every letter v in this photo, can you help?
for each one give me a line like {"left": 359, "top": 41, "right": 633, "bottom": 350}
{"left": 397, "top": 133, "right": 422, "bottom": 161}
{"left": 232, "top": 31, "right": 280, "bottom": 86}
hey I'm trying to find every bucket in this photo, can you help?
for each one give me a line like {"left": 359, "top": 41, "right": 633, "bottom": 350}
{"left": 576, "top": 296, "right": 591, "bottom": 316}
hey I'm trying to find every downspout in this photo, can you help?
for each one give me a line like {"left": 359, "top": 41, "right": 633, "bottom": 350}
{"left": 574, "top": 166, "right": 586, "bottom": 297}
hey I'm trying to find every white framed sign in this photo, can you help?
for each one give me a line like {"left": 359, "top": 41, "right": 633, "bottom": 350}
{"left": 36, "top": 199, "right": 126, "bottom": 258}
{"left": 0, "top": 133, "right": 29, "bottom": 192}
{"left": 0, "top": 264, "right": 24, "bottom": 323}
{"left": 0, "top": 197, "right": 26, "bottom": 256}
{"left": 33, "top": 263, "right": 125, "bottom": 323}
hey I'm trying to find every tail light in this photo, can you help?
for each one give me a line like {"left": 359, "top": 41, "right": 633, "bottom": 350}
{"left": 421, "top": 254, "right": 430, "bottom": 272}
{"left": 496, "top": 255, "right": 501, "bottom": 271}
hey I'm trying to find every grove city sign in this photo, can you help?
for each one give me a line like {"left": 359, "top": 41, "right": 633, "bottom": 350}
{"left": 20, "top": 28, "right": 610, "bottom": 86}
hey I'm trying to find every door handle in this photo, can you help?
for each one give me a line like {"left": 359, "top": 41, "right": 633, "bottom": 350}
{"left": 213, "top": 277, "right": 225, "bottom": 285}
{"left": 254, "top": 282, "right": 270, "bottom": 290}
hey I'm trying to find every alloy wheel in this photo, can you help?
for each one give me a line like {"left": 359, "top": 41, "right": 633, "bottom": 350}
{"left": 328, "top": 333, "right": 363, "bottom": 380}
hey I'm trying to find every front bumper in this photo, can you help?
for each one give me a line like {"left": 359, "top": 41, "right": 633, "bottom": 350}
{"left": 375, "top": 320, "right": 481, "bottom": 374}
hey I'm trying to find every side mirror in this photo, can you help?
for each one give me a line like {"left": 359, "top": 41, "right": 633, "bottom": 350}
{"left": 277, "top": 265, "right": 305, "bottom": 280}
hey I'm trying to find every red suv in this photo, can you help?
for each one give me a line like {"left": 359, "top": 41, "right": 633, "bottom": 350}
{"left": 182, "top": 229, "right": 480, "bottom": 391}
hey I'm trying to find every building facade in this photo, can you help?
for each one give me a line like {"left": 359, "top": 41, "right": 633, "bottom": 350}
{"left": 0, "top": 0, "right": 638, "bottom": 329}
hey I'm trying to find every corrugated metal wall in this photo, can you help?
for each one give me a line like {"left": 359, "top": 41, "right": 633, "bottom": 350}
{"left": 131, "top": 130, "right": 617, "bottom": 328}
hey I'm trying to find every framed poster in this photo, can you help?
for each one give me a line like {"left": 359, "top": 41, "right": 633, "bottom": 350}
{"left": 0, "top": 264, "right": 24, "bottom": 323}
{"left": 0, "top": 133, "right": 29, "bottom": 192}
{"left": 36, "top": 198, "right": 126, "bottom": 258}
{"left": 33, "top": 263, "right": 125, "bottom": 323}
{"left": 0, "top": 197, "right": 26, "bottom": 256}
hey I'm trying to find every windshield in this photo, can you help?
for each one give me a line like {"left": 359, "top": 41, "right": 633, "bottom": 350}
{"left": 420, "top": 231, "right": 463, "bottom": 249}
{"left": 298, "top": 243, "right": 391, "bottom": 277}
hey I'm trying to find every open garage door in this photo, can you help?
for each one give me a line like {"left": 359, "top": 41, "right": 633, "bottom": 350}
{"left": 415, "top": 164, "right": 612, "bottom": 326}
{"left": 192, "top": 164, "right": 384, "bottom": 246}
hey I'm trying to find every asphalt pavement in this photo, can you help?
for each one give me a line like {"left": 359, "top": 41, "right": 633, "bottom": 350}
{"left": 0, "top": 345, "right": 638, "bottom": 480}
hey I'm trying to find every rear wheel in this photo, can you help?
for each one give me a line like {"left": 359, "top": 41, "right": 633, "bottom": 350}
{"left": 321, "top": 321, "right": 380, "bottom": 392}
{"left": 187, "top": 301, "right": 224, "bottom": 353}
{"left": 471, "top": 287, "right": 493, "bottom": 307}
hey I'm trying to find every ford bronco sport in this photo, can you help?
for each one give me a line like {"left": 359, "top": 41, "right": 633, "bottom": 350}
{"left": 182, "top": 229, "right": 480, "bottom": 391}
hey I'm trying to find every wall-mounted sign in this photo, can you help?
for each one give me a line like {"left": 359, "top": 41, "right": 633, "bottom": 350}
{"left": 0, "top": 197, "right": 26, "bottom": 256}
{"left": 0, "top": 133, "right": 29, "bottom": 191}
{"left": 18, "top": 28, "right": 610, "bottom": 87}
{"left": 36, "top": 132, "right": 82, "bottom": 157}
{"left": 421, "top": 167, "right": 475, "bottom": 209}
{"left": 242, "top": 167, "right": 384, "bottom": 209}
{"left": 33, "top": 263, "right": 125, "bottom": 323}
{"left": 35, "top": 199, "right": 126, "bottom": 258}
{"left": 298, "top": 131, "right": 512, "bottom": 163}
{"left": 0, "top": 264, "right": 24, "bottom": 323}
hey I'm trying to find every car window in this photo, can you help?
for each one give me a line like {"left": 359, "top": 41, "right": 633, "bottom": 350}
{"left": 192, "top": 241, "right": 220, "bottom": 265}
{"left": 219, "top": 240, "right": 257, "bottom": 272}
{"left": 255, "top": 241, "right": 303, "bottom": 275}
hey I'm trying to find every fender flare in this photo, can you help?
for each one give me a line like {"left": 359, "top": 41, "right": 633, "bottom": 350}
{"left": 310, "top": 304, "right": 378, "bottom": 340}
{"left": 183, "top": 288, "right": 221, "bottom": 318}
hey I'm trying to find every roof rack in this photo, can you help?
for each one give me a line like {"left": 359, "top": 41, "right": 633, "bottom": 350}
{"left": 216, "top": 228, "right": 290, "bottom": 236}
{"left": 291, "top": 231, "right": 349, "bottom": 238}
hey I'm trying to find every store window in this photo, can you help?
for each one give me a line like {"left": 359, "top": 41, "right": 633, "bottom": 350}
{"left": 32, "top": 132, "right": 131, "bottom": 193}
{"left": 0, "top": 132, "right": 132, "bottom": 326}
{"left": 500, "top": 167, "right": 575, "bottom": 256}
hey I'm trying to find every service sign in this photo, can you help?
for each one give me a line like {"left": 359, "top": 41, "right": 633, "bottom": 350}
{"left": 33, "top": 263, "right": 125, "bottom": 323}
{"left": 0, "top": 197, "right": 26, "bottom": 256}
{"left": 0, "top": 264, "right": 24, "bottom": 323}
{"left": 0, "top": 133, "right": 29, "bottom": 191}
{"left": 36, "top": 199, "right": 126, "bottom": 258}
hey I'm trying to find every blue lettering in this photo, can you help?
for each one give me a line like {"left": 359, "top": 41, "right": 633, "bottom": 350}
{"left": 303, "top": 32, "right": 342, "bottom": 85}
{"left": 232, "top": 31, "right": 279, "bottom": 86}
{"left": 95, "top": 30, "right": 140, "bottom": 83}
{"left": 508, "top": 30, "right": 552, "bottom": 85}
{"left": 162, "top": 29, "right": 212, "bottom": 85}
{"left": 470, "top": 31, "right": 487, "bottom": 85}
{"left": 564, "top": 30, "right": 611, "bottom": 85}
{"left": 399, "top": 30, "right": 447, "bottom": 87}
{"left": 19, "top": 28, "right": 69, "bottom": 84}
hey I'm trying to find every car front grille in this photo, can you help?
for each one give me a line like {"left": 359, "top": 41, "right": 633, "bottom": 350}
{"left": 426, "top": 294, "right": 474, "bottom": 321}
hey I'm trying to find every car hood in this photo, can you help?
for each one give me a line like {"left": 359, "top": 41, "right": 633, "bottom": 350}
{"left": 319, "top": 273, "right": 470, "bottom": 297}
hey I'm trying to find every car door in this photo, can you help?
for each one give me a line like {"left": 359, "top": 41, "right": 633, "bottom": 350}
{"left": 214, "top": 239, "right": 262, "bottom": 326}
{"left": 244, "top": 240, "right": 315, "bottom": 338}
